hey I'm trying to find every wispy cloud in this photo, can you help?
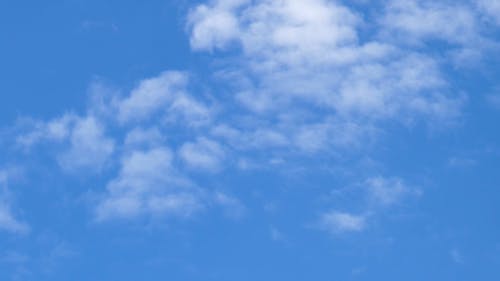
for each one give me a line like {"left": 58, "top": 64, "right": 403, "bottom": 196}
{"left": 187, "top": 0, "right": 466, "bottom": 160}
{"left": 0, "top": 205, "right": 29, "bottom": 234}
{"left": 179, "top": 137, "right": 226, "bottom": 172}
{"left": 0, "top": 170, "right": 29, "bottom": 234}
{"left": 319, "top": 211, "right": 366, "bottom": 233}
{"left": 17, "top": 114, "right": 115, "bottom": 173}
{"left": 317, "top": 176, "right": 420, "bottom": 235}
{"left": 57, "top": 116, "right": 115, "bottom": 173}
{"left": 117, "top": 71, "right": 211, "bottom": 126}
{"left": 365, "top": 176, "right": 421, "bottom": 207}
{"left": 450, "top": 248, "right": 465, "bottom": 264}
{"left": 380, "top": 0, "right": 479, "bottom": 45}
{"left": 486, "top": 91, "right": 500, "bottom": 109}
{"left": 96, "top": 147, "right": 201, "bottom": 220}
{"left": 477, "top": 0, "right": 500, "bottom": 25}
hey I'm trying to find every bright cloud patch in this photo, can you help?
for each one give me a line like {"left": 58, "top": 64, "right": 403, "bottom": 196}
{"left": 96, "top": 147, "right": 203, "bottom": 220}
{"left": 57, "top": 116, "right": 115, "bottom": 172}
{"left": 188, "top": 0, "right": 462, "bottom": 120}
{"left": 117, "top": 71, "right": 211, "bottom": 126}
{"left": 186, "top": 0, "right": 466, "bottom": 163}
{"left": 17, "top": 114, "right": 115, "bottom": 173}
{"left": 320, "top": 211, "right": 366, "bottom": 233}
{"left": 118, "top": 71, "right": 188, "bottom": 122}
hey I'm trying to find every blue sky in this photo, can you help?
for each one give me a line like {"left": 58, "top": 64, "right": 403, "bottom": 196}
{"left": 1, "top": 0, "right": 500, "bottom": 280}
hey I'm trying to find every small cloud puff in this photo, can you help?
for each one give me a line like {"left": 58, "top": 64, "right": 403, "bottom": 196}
{"left": 365, "top": 176, "right": 421, "bottom": 207}
{"left": 320, "top": 211, "right": 366, "bottom": 233}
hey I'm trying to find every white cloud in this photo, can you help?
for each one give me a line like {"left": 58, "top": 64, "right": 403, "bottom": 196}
{"left": 166, "top": 94, "right": 212, "bottom": 127}
{"left": 0, "top": 171, "right": 29, "bottom": 234}
{"left": 212, "top": 125, "right": 289, "bottom": 150}
{"left": 117, "top": 71, "right": 212, "bottom": 126}
{"left": 337, "top": 54, "right": 458, "bottom": 119}
{"left": 293, "top": 120, "right": 373, "bottom": 153}
{"left": 187, "top": 0, "right": 248, "bottom": 51}
{"left": 179, "top": 137, "right": 226, "bottom": 171}
{"left": 189, "top": 0, "right": 362, "bottom": 62}
{"left": 365, "top": 176, "right": 420, "bottom": 207}
{"left": 188, "top": 0, "right": 464, "bottom": 158}
{"left": 9, "top": 0, "right": 495, "bottom": 228}
{"left": 238, "top": 0, "right": 362, "bottom": 66}
{"left": 57, "top": 116, "right": 115, "bottom": 172}
{"left": 320, "top": 211, "right": 366, "bottom": 233}
{"left": 316, "top": 175, "right": 421, "bottom": 235}
{"left": 477, "top": 0, "right": 500, "bottom": 25}
{"left": 124, "top": 127, "right": 164, "bottom": 148}
{"left": 118, "top": 71, "right": 188, "bottom": 122}
{"left": 96, "top": 145, "right": 239, "bottom": 221}
{"left": 16, "top": 114, "right": 76, "bottom": 148}
{"left": 145, "top": 193, "right": 203, "bottom": 218}
{"left": 211, "top": 118, "right": 374, "bottom": 156}
{"left": 486, "top": 92, "right": 500, "bottom": 108}
{"left": 381, "top": 0, "right": 479, "bottom": 45}
{"left": 16, "top": 114, "right": 115, "bottom": 173}
{"left": 96, "top": 147, "right": 202, "bottom": 220}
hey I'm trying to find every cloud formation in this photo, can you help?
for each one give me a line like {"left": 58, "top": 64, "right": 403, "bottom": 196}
{"left": 96, "top": 147, "right": 203, "bottom": 220}
{"left": 17, "top": 114, "right": 115, "bottom": 173}
{"left": 319, "top": 176, "right": 420, "bottom": 234}
{"left": 7, "top": 0, "right": 500, "bottom": 233}
{"left": 320, "top": 211, "right": 366, "bottom": 233}
{"left": 179, "top": 137, "right": 226, "bottom": 171}
{"left": 477, "top": 0, "right": 500, "bottom": 25}
{"left": 117, "top": 71, "right": 211, "bottom": 127}
{"left": 0, "top": 171, "right": 29, "bottom": 234}
{"left": 185, "top": 0, "right": 471, "bottom": 170}
{"left": 381, "top": 0, "right": 479, "bottom": 45}
{"left": 365, "top": 176, "right": 421, "bottom": 207}
{"left": 188, "top": 0, "right": 462, "bottom": 122}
